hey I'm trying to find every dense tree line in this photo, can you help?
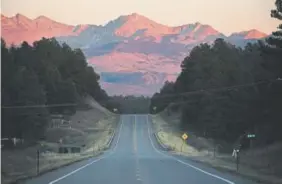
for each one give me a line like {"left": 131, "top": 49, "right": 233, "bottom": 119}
{"left": 108, "top": 95, "right": 150, "bottom": 114}
{"left": 1, "top": 38, "right": 110, "bottom": 141}
{"left": 150, "top": 0, "right": 282, "bottom": 144}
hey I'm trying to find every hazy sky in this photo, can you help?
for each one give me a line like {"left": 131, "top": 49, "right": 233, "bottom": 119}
{"left": 1, "top": 0, "right": 279, "bottom": 35}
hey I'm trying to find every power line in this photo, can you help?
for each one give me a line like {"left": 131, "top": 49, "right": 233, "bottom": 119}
{"left": 151, "top": 78, "right": 282, "bottom": 112}
{"left": 152, "top": 78, "right": 281, "bottom": 100}
{"left": 1, "top": 79, "right": 281, "bottom": 110}
{"left": 168, "top": 96, "right": 229, "bottom": 106}
{"left": 1, "top": 103, "right": 77, "bottom": 109}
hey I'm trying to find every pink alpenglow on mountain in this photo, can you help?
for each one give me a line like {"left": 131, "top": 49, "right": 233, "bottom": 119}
{"left": 229, "top": 29, "right": 268, "bottom": 40}
{"left": 101, "top": 82, "right": 154, "bottom": 96}
{"left": 1, "top": 14, "right": 82, "bottom": 45}
{"left": 243, "top": 29, "right": 268, "bottom": 39}
{"left": 1, "top": 13, "right": 268, "bottom": 95}
{"left": 1, "top": 12, "right": 268, "bottom": 47}
{"left": 88, "top": 52, "right": 181, "bottom": 74}
{"left": 114, "top": 13, "right": 176, "bottom": 39}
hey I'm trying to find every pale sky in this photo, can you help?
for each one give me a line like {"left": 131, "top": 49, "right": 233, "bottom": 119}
{"left": 1, "top": 0, "right": 279, "bottom": 35}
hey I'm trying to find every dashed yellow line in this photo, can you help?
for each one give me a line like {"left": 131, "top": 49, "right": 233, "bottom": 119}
{"left": 134, "top": 115, "right": 142, "bottom": 183}
{"left": 135, "top": 167, "right": 142, "bottom": 181}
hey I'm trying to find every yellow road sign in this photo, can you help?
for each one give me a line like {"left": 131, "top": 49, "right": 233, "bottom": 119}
{"left": 182, "top": 133, "right": 188, "bottom": 140}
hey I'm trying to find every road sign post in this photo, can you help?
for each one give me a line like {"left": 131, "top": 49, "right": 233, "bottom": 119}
{"left": 247, "top": 134, "right": 256, "bottom": 150}
{"left": 181, "top": 133, "right": 188, "bottom": 152}
{"left": 153, "top": 107, "right": 157, "bottom": 113}
{"left": 36, "top": 149, "right": 40, "bottom": 175}
{"left": 248, "top": 134, "right": 256, "bottom": 157}
{"left": 236, "top": 150, "right": 240, "bottom": 172}
{"left": 213, "top": 145, "right": 216, "bottom": 158}
{"left": 181, "top": 140, "right": 184, "bottom": 152}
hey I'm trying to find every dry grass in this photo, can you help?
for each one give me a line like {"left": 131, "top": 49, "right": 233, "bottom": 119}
{"left": 1, "top": 149, "right": 98, "bottom": 184}
{"left": 151, "top": 114, "right": 282, "bottom": 184}
{"left": 1, "top": 98, "right": 119, "bottom": 184}
{"left": 151, "top": 115, "right": 207, "bottom": 156}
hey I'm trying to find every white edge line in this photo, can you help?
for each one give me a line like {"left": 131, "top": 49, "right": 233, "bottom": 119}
{"left": 49, "top": 116, "right": 124, "bottom": 184}
{"left": 146, "top": 115, "right": 235, "bottom": 184}
{"left": 49, "top": 157, "right": 105, "bottom": 184}
{"left": 106, "top": 121, "right": 116, "bottom": 148}
{"left": 113, "top": 116, "right": 123, "bottom": 152}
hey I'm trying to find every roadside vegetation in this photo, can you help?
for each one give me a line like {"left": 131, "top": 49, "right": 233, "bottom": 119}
{"left": 108, "top": 95, "right": 150, "bottom": 114}
{"left": 1, "top": 37, "right": 117, "bottom": 142}
{"left": 1, "top": 99, "right": 119, "bottom": 184}
{"left": 150, "top": 1, "right": 282, "bottom": 183}
{"left": 150, "top": 0, "right": 282, "bottom": 146}
{"left": 1, "top": 38, "right": 120, "bottom": 183}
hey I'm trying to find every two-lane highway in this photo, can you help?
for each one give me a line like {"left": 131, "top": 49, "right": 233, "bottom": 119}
{"left": 24, "top": 115, "right": 257, "bottom": 184}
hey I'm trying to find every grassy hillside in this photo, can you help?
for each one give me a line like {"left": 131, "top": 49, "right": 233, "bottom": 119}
{"left": 151, "top": 111, "right": 282, "bottom": 184}
{"left": 1, "top": 96, "right": 119, "bottom": 184}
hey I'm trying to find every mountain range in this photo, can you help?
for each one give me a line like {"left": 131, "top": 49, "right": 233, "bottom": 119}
{"left": 1, "top": 13, "right": 268, "bottom": 96}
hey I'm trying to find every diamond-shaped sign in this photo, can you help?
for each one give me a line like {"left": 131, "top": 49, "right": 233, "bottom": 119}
{"left": 182, "top": 133, "right": 188, "bottom": 140}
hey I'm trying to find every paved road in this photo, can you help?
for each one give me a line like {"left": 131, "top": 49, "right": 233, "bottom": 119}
{"left": 24, "top": 115, "right": 257, "bottom": 184}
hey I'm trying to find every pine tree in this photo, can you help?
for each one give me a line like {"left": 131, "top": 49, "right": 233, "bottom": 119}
{"left": 268, "top": 0, "right": 282, "bottom": 50}
{"left": 263, "top": 0, "right": 282, "bottom": 77}
{"left": 266, "top": 0, "right": 282, "bottom": 141}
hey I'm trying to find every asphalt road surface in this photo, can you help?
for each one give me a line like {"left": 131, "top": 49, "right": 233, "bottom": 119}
{"left": 24, "top": 115, "right": 257, "bottom": 184}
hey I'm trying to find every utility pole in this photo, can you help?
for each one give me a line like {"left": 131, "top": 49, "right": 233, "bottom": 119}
{"left": 236, "top": 149, "right": 240, "bottom": 172}
{"left": 213, "top": 144, "right": 216, "bottom": 158}
{"left": 36, "top": 149, "right": 40, "bottom": 175}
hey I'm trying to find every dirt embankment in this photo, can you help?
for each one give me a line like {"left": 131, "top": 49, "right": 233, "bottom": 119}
{"left": 1, "top": 97, "right": 120, "bottom": 184}
{"left": 151, "top": 113, "right": 282, "bottom": 184}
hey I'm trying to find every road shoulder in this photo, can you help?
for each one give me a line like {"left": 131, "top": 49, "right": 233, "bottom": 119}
{"left": 150, "top": 114, "right": 282, "bottom": 184}
{"left": 1, "top": 114, "right": 120, "bottom": 184}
